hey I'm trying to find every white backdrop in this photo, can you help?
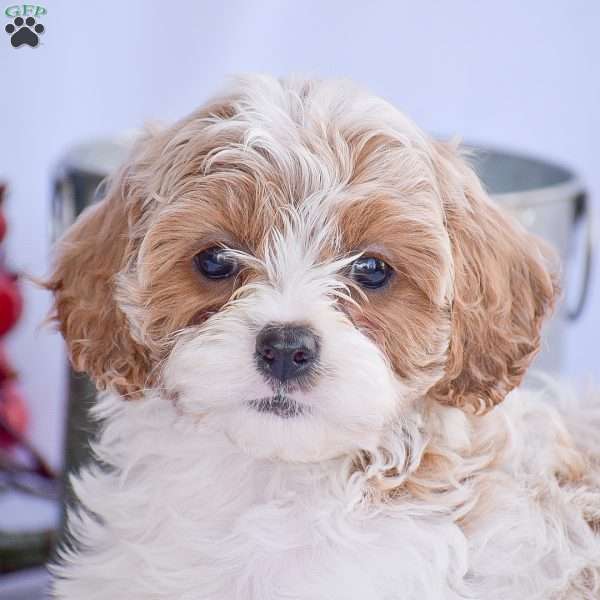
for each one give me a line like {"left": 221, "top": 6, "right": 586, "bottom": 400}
{"left": 0, "top": 0, "right": 598, "bottom": 467}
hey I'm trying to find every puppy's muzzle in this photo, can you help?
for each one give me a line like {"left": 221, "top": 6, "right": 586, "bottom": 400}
{"left": 255, "top": 324, "right": 320, "bottom": 385}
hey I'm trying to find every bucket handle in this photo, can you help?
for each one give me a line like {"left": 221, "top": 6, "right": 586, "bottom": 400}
{"left": 567, "top": 192, "right": 594, "bottom": 321}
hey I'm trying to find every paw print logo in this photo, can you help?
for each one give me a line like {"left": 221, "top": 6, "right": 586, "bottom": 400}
{"left": 5, "top": 16, "right": 44, "bottom": 48}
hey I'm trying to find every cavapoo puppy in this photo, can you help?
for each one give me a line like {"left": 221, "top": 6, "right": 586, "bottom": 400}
{"left": 46, "top": 75, "right": 600, "bottom": 599}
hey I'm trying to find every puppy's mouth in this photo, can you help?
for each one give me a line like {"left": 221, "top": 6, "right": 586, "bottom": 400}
{"left": 247, "top": 393, "right": 307, "bottom": 418}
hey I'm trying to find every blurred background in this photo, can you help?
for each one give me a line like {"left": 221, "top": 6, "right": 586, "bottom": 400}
{"left": 0, "top": 0, "right": 598, "bottom": 595}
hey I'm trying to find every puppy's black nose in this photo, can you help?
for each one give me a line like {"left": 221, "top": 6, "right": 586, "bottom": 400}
{"left": 255, "top": 324, "right": 320, "bottom": 384}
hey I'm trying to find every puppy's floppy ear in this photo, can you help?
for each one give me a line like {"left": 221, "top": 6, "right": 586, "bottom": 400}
{"left": 45, "top": 164, "right": 152, "bottom": 398}
{"left": 429, "top": 141, "right": 559, "bottom": 414}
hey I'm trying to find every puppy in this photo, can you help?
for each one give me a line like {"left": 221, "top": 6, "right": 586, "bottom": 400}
{"left": 46, "top": 75, "right": 600, "bottom": 599}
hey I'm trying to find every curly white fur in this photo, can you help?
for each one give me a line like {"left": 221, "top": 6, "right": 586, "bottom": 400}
{"left": 52, "top": 383, "right": 600, "bottom": 600}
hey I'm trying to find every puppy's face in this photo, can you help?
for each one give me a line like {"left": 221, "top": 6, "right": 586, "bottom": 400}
{"left": 153, "top": 166, "right": 452, "bottom": 461}
{"left": 47, "top": 77, "right": 557, "bottom": 462}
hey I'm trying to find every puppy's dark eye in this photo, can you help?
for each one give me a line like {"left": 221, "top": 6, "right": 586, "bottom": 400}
{"left": 194, "top": 247, "right": 239, "bottom": 280}
{"left": 350, "top": 256, "right": 392, "bottom": 289}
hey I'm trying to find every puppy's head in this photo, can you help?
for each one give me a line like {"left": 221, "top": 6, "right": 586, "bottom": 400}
{"left": 47, "top": 76, "right": 557, "bottom": 461}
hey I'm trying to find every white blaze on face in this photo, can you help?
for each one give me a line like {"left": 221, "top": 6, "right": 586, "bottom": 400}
{"left": 163, "top": 208, "right": 406, "bottom": 462}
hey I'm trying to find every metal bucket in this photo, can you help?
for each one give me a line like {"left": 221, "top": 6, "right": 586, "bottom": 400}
{"left": 51, "top": 140, "right": 593, "bottom": 497}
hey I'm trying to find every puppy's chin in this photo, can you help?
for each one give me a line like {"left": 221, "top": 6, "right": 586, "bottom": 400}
{"left": 169, "top": 382, "right": 404, "bottom": 464}
{"left": 213, "top": 409, "right": 366, "bottom": 463}
{"left": 229, "top": 402, "right": 387, "bottom": 461}
{"left": 167, "top": 363, "right": 404, "bottom": 463}
{"left": 174, "top": 373, "right": 402, "bottom": 462}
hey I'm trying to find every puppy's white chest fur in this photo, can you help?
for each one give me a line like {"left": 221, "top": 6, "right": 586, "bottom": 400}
{"left": 55, "top": 394, "right": 471, "bottom": 600}
{"left": 53, "top": 391, "right": 600, "bottom": 600}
